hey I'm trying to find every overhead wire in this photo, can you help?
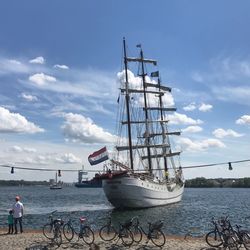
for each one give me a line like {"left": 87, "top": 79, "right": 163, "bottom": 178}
{"left": 0, "top": 159, "right": 250, "bottom": 173}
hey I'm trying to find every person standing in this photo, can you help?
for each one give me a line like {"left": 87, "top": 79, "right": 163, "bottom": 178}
{"left": 7, "top": 210, "right": 14, "bottom": 234}
{"left": 12, "top": 196, "right": 24, "bottom": 234}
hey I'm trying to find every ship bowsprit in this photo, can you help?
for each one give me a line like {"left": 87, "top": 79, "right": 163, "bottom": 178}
{"left": 102, "top": 175, "right": 184, "bottom": 209}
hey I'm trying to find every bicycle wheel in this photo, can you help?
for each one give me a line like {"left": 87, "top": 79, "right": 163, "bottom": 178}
{"left": 150, "top": 229, "right": 166, "bottom": 247}
{"left": 99, "top": 225, "right": 116, "bottom": 241}
{"left": 130, "top": 226, "right": 143, "bottom": 243}
{"left": 53, "top": 230, "right": 62, "bottom": 246}
{"left": 63, "top": 223, "right": 74, "bottom": 241}
{"left": 225, "top": 235, "right": 239, "bottom": 250}
{"left": 82, "top": 226, "right": 95, "bottom": 245}
{"left": 42, "top": 223, "right": 54, "bottom": 239}
{"left": 206, "top": 230, "right": 223, "bottom": 247}
{"left": 120, "top": 228, "right": 134, "bottom": 247}
{"left": 242, "top": 233, "right": 250, "bottom": 250}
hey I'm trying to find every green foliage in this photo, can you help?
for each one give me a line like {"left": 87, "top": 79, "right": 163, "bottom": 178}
{"left": 185, "top": 177, "right": 250, "bottom": 188}
{"left": 0, "top": 180, "right": 49, "bottom": 186}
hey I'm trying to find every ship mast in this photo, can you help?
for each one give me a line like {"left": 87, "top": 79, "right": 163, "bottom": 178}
{"left": 123, "top": 38, "right": 134, "bottom": 170}
{"left": 139, "top": 47, "right": 152, "bottom": 173}
{"left": 117, "top": 39, "right": 181, "bottom": 176}
{"left": 157, "top": 78, "right": 168, "bottom": 174}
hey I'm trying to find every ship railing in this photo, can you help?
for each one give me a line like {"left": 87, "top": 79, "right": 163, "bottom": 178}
{"left": 110, "top": 159, "right": 177, "bottom": 183}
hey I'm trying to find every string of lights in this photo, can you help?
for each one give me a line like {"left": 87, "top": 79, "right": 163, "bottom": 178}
{"left": 0, "top": 158, "right": 250, "bottom": 175}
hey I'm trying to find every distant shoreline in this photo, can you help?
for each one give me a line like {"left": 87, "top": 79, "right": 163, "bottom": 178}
{"left": 0, "top": 180, "right": 73, "bottom": 187}
{"left": 185, "top": 177, "right": 250, "bottom": 188}
{"left": 1, "top": 177, "right": 250, "bottom": 188}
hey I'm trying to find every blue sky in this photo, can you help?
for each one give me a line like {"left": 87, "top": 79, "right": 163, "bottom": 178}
{"left": 0, "top": 0, "right": 250, "bottom": 182}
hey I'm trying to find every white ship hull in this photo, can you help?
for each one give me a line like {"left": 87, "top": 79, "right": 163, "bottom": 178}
{"left": 103, "top": 176, "right": 184, "bottom": 209}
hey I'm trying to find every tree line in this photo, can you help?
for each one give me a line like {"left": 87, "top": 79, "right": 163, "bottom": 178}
{"left": 0, "top": 180, "right": 49, "bottom": 186}
{"left": 185, "top": 177, "right": 250, "bottom": 188}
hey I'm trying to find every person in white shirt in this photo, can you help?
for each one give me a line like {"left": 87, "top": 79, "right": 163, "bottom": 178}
{"left": 12, "top": 196, "right": 24, "bottom": 234}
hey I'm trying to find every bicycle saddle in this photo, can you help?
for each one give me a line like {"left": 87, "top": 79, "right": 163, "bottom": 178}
{"left": 54, "top": 219, "right": 64, "bottom": 224}
{"left": 122, "top": 220, "right": 133, "bottom": 228}
{"left": 79, "top": 217, "right": 86, "bottom": 223}
{"left": 150, "top": 220, "right": 163, "bottom": 230}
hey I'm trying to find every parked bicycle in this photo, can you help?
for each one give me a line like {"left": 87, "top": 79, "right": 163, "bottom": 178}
{"left": 42, "top": 210, "right": 64, "bottom": 246}
{"left": 63, "top": 213, "right": 94, "bottom": 245}
{"left": 221, "top": 217, "right": 250, "bottom": 250}
{"left": 205, "top": 217, "right": 239, "bottom": 249}
{"left": 99, "top": 217, "right": 134, "bottom": 247}
{"left": 234, "top": 224, "right": 250, "bottom": 249}
{"left": 129, "top": 216, "right": 166, "bottom": 247}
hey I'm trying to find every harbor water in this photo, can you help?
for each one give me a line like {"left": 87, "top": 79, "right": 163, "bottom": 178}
{"left": 0, "top": 186, "right": 249, "bottom": 235}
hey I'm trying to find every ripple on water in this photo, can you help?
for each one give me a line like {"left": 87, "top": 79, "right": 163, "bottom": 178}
{"left": 0, "top": 186, "right": 249, "bottom": 235}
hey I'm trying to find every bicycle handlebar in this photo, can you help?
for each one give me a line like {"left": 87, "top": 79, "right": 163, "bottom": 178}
{"left": 131, "top": 216, "right": 139, "bottom": 226}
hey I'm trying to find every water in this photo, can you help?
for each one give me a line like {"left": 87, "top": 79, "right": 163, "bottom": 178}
{"left": 0, "top": 186, "right": 249, "bottom": 235}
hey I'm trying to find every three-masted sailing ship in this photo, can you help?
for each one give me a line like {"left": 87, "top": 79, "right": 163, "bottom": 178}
{"left": 101, "top": 38, "right": 184, "bottom": 209}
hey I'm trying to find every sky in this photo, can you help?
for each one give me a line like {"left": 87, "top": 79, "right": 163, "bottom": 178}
{"left": 0, "top": 0, "right": 250, "bottom": 182}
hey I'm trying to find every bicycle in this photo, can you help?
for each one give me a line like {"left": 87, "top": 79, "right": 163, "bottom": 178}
{"left": 99, "top": 216, "right": 134, "bottom": 247}
{"left": 63, "top": 214, "right": 94, "bottom": 245}
{"left": 42, "top": 210, "right": 64, "bottom": 246}
{"left": 205, "top": 217, "right": 239, "bottom": 249}
{"left": 233, "top": 224, "right": 250, "bottom": 249}
{"left": 129, "top": 217, "right": 166, "bottom": 247}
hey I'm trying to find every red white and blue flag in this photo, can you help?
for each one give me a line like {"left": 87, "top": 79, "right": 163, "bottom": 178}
{"left": 88, "top": 146, "right": 109, "bottom": 166}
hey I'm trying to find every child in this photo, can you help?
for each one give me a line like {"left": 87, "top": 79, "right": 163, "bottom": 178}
{"left": 8, "top": 210, "right": 14, "bottom": 234}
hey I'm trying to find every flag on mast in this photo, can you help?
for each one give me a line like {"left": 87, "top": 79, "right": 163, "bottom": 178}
{"left": 150, "top": 71, "right": 159, "bottom": 77}
{"left": 88, "top": 146, "right": 109, "bottom": 165}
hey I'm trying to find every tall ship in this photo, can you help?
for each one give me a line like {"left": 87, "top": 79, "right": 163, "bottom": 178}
{"left": 100, "top": 38, "right": 185, "bottom": 209}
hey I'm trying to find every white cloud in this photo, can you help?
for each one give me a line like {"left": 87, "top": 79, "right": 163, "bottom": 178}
{"left": 62, "top": 113, "right": 116, "bottom": 144}
{"left": 194, "top": 57, "right": 250, "bottom": 106}
{"left": 212, "top": 128, "right": 244, "bottom": 138}
{"left": 0, "top": 107, "right": 44, "bottom": 134}
{"left": 167, "top": 112, "right": 203, "bottom": 125}
{"left": 214, "top": 86, "right": 250, "bottom": 105}
{"left": 178, "top": 137, "right": 225, "bottom": 152}
{"left": 198, "top": 103, "right": 213, "bottom": 112}
{"left": 183, "top": 103, "right": 196, "bottom": 111}
{"left": 138, "top": 91, "right": 174, "bottom": 107}
{"left": 0, "top": 58, "right": 30, "bottom": 75}
{"left": 236, "top": 115, "right": 250, "bottom": 125}
{"left": 29, "top": 73, "right": 56, "bottom": 86}
{"left": 182, "top": 126, "right": 203, "bottom": 133}
{"left": 19, "top": 152, "right": 82, "bottom": 165}
{"left": 55, "top": 153, "right": 81, "bottom": 164}
{"left": 21, "top": 68, "right": 116, "bottom": 104}
{"left": 8, "top": 145, "right": 37, "bottom": 153}
{"left": 117, "top": 70, "right": 175, "bottom": 107}
{"left": 54, "top": 64, "right": 69, "bottom": 69}
{"left": 9, "top": 59, "right": 22, "bottom": 65}
{"left": 191, "top": 72, "right": 203, "bottom": 83}
{"left": 21, "top": 93, "right": 38, "bottom": 102}
{"left": 117, "top": 70, "right": 142, "bottom": 89}
{"left": 29, "top": 56, "right": 45, "bottom": 64}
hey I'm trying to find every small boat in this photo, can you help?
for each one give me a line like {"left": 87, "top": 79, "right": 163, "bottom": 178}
{"left": 50, "top": 172, "right": 62, "bottom": 189}
{"left": 100, "top": 38, "right": 185, "bottom": 209}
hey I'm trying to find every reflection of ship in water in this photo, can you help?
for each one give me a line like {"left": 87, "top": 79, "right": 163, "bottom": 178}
{"left": 75, "top": 169, "right": 102, "bottom": 188}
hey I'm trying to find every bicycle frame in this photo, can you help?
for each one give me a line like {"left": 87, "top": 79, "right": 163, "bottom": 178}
{"left": 207, "top": 217, "right": 238, "bottom": 248}
{"left": 132, "top": 217, "right": 162, "bottom": 240}
{"left": 99, "top": 217, "right": 134, "bottom": 246}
